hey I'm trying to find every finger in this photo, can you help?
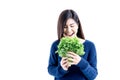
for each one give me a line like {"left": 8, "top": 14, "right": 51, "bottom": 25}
{"left": 67, "top": 52, "right": 77, "bottom": 56}
{"left": 62, "top": 57, "right": 68, "bottom": 60}
{"left": 70, "top": 62, "right": 75, "bottom": 65}
{"left": 61, "top": 57, "right": 67, "bottom": 62}
{"left": 63, "top": 62, "right": 68, "bottom": 66}
{"left": 67, "top": 62, "right": 72, "bottom": 67}
{"left": 63, "top": 61, "right": 70, "bottom": 68}
{"left": 66, "top": 53, "right": 75, "bottom": 59}
{"left": 67, "top": 57, "right": 74, "bottom": 62}
{"left": 61, "top": 57, "right": 68, "bottom": 65}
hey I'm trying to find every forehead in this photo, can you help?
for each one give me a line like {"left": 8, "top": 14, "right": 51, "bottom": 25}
{"left": 66, "top": 18, "right": 77, "bottom": 25}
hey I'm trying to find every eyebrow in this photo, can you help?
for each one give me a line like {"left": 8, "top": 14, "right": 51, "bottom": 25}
{"left": 65, "top": 23, "right": 75, "bottom": 27}
{"left": 66, "top": 23, "right": 74, "bottom": 25}
{"left": 70, "top": 23, "right": 75, "bottom": 25}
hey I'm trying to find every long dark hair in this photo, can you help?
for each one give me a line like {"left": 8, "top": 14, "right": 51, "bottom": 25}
{"left": 57, "top": 9, "right": 85, "bottom": 40}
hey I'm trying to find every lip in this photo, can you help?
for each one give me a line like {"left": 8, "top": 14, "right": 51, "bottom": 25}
{"left": 65, "top": 32, "right": 74, "bottom": 37}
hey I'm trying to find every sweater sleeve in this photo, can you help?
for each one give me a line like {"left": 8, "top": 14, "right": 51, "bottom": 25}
{"left": 77, "top": 41, "right": 98, "bottom": 80}
{"left": 47, "top": 41, "right": 68, "bottom": 78}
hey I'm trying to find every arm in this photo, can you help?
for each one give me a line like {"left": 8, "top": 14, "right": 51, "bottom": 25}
{"left": 77, "top": 42, "right": 98, "bottom": 80}
{"left": 47, "top": 41, "right": 68, "bottom": 78}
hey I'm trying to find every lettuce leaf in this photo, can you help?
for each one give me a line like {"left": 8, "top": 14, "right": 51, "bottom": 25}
{"left": 56, "top": 37, "right": 85, "bottom": 57}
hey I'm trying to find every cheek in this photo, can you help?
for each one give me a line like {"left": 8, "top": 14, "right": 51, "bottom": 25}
{"left": 63, "top": 29, "right": 66, "bottom": 33}
{"left": 74, "top": 27, "right": 78, "bottom": 33}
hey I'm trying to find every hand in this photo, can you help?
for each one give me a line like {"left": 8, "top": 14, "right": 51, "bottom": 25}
{"left": 66, "top": 52, "right": 81, "bottom": 65}
{"left": 60, "top": 57, "right": 71, "bottom": 71}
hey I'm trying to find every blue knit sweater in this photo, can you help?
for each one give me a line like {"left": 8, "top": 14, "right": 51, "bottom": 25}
{"left": 48, "top": 40, "right": 98, "bottom": 80}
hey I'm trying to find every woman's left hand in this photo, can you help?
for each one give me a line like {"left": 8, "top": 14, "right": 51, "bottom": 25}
{"left": 66, "top": 51, "right": 81, "bottom": 65}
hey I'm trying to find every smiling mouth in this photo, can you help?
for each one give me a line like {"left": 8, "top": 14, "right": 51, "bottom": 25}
{"left": 65, "top": 33, "right": 74, "bottom": 37}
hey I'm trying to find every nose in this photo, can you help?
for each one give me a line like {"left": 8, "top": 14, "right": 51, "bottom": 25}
{"left": 66, "top": 26, "right": 71, "bottom": 32}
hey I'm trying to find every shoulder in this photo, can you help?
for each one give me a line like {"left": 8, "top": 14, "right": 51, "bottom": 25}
{"left": 83, "top": 40, "right": 97, "bottom": 56}
{"left": 50, "top": 40, "right": 60, "bottom": 49}
{"left": 84, "top": 40, "right": 96, "bottom": 48}
{"left": 51, "top": 40, "right": 59, "bottom": 46}
{"left": 84, "top": 40, "right": 95, "bottom": 45}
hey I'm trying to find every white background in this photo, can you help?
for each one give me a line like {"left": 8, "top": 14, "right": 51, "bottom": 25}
{"left": 0, "top": 0, "right": 120, "bottom": 80}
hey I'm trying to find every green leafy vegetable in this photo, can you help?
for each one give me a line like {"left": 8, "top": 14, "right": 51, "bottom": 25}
{"left": 56, "top": 37, "right": 85, "bottom": 57}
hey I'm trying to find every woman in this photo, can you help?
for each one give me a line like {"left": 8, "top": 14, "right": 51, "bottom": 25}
{"left": 47, "top": 9, "right": 98, "bottom": 80}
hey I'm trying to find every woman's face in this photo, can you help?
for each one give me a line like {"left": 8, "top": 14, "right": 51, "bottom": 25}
{"left": 63, "top": 18, "right": 78, "bottom": 37}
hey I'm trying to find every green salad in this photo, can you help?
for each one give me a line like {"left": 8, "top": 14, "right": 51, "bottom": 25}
{"left": 56, "top": 37, "right": 85, "bottom": 57}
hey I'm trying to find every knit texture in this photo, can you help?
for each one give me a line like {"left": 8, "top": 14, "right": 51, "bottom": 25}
{"left": 48, "top": 40, "right": 98, "bottom": 80}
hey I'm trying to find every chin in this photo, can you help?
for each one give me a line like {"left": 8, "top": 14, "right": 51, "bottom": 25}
{"left": 64, "top": 33, "right": 76, "bottom": 37}
{"left": 67, "top": 35, "right": 76, "bottom": 37}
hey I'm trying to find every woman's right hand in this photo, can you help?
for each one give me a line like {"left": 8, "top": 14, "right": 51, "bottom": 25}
{"left": 60, "top": 57, "right": 70, "bottom": 71}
